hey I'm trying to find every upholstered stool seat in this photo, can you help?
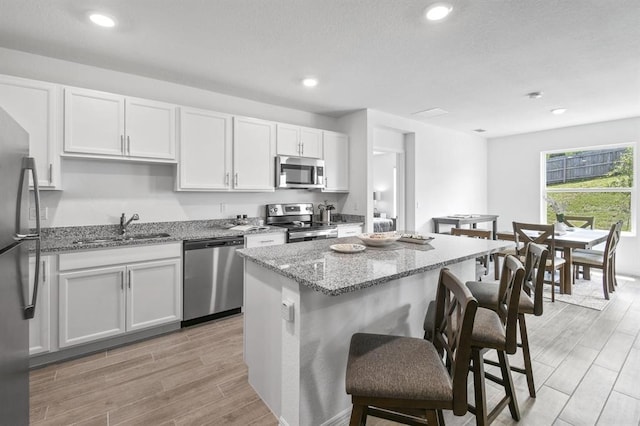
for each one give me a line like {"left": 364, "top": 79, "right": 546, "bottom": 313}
{"left": 466, "top": 281, "right": 535, "bottom": 314}
{"left": 346, "top": 333, "right": 452, "bottom": 401}
{"left": 471, "top": 308, "right": 507, "bottom": 350}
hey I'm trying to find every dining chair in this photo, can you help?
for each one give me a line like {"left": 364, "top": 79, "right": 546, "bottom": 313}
{"left": 345, "top": 268, "right": 478, "bottom": 425}
{"left": 450, "top": 228, "right": 492, "bottom": 280}
{"left": 512, "top": 222, "right": 565, "bottom": 302}
{"left": 561, "top": 215, "right": 594, "bottom": 229}
{"left": 572, "top": 221, "right": 622, "bottom": 300}
{"left": 424, "top": 256, "right": 525, "bottom": 425}
{"left": 466, "top": 243, "right": 549, "bottom": 398}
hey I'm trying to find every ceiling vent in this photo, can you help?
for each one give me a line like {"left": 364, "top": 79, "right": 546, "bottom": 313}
{"left": 412, "top": 108, "right": 449, "bottom": 119}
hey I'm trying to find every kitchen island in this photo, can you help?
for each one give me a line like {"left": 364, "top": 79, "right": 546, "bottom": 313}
{"left": 238, "top": 233, "right": 510, "bottom": 426}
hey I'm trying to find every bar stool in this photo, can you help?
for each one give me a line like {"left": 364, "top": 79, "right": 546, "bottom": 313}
{"left": 424, "top": 255, "right": 525, "bottom": 424}
{"left": 345, "top": 268, "right": 478, "bottom": 425}
{"left": 466, "top": 242, "right": 548, "bottom": 397}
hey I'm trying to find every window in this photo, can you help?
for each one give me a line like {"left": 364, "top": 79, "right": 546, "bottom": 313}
{"left": 542, "top": 145, "right": 634, "bottom": 232}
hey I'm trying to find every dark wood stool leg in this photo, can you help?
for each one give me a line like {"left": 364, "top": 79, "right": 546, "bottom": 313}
{"left": 426, "top": 410, "right": 439, "bottom": 425}
{"left": 518, "top": 313, "right": 536, "bottom": 398}
{"left": 471, "top": 349, "right": 489, "bottom": 426}
{"left": 349, "top": 404, "right": 367, "bottom": 426}
{"left": 498, "top": 350, "right": 520, "bottom": 421}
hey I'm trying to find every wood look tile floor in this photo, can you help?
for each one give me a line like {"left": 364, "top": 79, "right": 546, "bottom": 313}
{"left": 31, "top": 274, "right": 640, "bottom": 425}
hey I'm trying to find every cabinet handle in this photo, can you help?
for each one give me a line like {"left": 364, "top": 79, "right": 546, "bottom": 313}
{"left": 121, "top": 135, "right": 125, "bottom": 154}
{"left": 48, "top": 164, "right": 53, "bottom": 184}
{"left": 121, "top": 271, "right": 124, "bottom": 290}
{"left": 128, "top": 270, "right": 132, "bottom": 289}
{"left": 225, "top": 172, "right": 230, "bottom": 186}
{"left": 234, "top": 173, "right": 238, "bottom": 186}
{"left": 301, "top": 143, "right": 304, "bottom": 155}
{"left": 41, "top": 260, "right": 46, "bottom": 283}
{"left": 126, "top": 136, "right": 131, "bottom": 155}
{"left": 261, "top": 239, "right": 275, "bottom": 244}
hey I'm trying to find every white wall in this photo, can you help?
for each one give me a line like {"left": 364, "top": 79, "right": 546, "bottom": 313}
{"left": 487, "top": 117, "right": 640, "bottom": 275}
{"left": 0, "top": 47, "right": 347, "bottom": 227}
{"left": 366, "top": 110, "right": 489, "bottom": 234}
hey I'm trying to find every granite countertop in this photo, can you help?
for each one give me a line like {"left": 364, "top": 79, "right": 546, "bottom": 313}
{"left": 238, "top": 233, "right": 511, "bottom": 296}
{"left": 38, "top": 219, "right": 286, "bottom": 254}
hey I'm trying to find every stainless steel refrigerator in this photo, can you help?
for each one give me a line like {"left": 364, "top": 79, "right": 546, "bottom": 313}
{"left": 0, "top": 106, "right": 42, "bottom": 424}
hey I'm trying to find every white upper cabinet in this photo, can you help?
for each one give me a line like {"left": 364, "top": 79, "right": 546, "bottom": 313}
{"left": 233, "top": 116, "right": 276, "bottom": 191}
{"left": 177, "top": 107, "right": 232, "bottom": 190}
{"left": 323, "top": 131, "right": 349, "bottom": 192}
{"left": 64, "top": 87, "right": 176, "bottom": 162}
{"left": 276, "top": 123, "right": 323, "bottom": 158}
{"left": 0, "top": 74, "right": 61, "bottom": 189}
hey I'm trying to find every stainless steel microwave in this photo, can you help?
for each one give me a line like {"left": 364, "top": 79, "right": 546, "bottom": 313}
{"left": 276, "top": 156, "right": 325, "bottom": 189}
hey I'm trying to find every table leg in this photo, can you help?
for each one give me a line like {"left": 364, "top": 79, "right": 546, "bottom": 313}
{"left": 563, "top": 247, "right": 573, "bottom": 295}
{"left": 434, "top": 220, "right": 440, "bottom": 234}
{"left": 492, "top": 220, "right": 497, "bottom": 240}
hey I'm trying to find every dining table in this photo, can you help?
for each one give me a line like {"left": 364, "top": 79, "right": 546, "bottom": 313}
{"left": 496, "top": 227, "right": 609, "bottom": 294}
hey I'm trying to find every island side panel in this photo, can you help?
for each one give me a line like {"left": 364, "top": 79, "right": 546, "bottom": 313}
{"left": 295, "top": 261, "right": 475, "bottom": 425}
{"left": 244, "top": 261, "right": 284, "bottom": 418}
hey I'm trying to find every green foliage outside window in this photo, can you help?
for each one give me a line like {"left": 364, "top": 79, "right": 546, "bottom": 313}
{"left": 545, "top": 146, "right": 633, "bottom": 232}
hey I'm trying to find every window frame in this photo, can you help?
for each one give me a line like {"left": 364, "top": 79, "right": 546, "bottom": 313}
{"left": 540, "top": 142, "right": 636, "bottom": 236}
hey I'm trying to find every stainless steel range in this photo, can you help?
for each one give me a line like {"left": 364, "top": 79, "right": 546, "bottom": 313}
{"left": 266, "top": 203, "right": 338, "bottom": 243}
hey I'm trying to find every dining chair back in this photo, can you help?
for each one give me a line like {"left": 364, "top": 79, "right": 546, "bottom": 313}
{"left": 512, "top": 222, "right": 565, "bottom": 302}
{"left": 562, "top": 215, "right": 594, "bottom": 229}
{"left": 573, "top": 220, "right": 622, "bottom": 300}
{"left": 451, "top": 228, "right": 491, "bottom": 279}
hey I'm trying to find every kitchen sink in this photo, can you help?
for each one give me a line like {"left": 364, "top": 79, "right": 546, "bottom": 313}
{"left": 72, "top": 236, "right": 121, "bottom": 245}
{"left": 72, "top": 233, "right": 171, "bottom": 245}
{"left": 125, "top": 232, "right": 171, "bottom": 240}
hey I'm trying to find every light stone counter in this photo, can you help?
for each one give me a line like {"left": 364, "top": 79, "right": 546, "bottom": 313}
{"left": 37, "top": 219, "right": 286, "bottom": 254}
{"left": 239, "top": 233, "right": 511, "bottom": 425}
{"left": 238, "top": 233, "right": 510, "bottom": 295}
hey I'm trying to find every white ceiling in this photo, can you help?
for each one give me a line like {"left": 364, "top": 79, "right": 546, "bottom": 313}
{"left": 1, "top": 0, "right": 639, "bottom": 137}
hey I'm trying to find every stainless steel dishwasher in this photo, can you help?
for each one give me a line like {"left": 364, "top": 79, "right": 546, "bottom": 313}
{"left": 182, "top": 236, "right": 244, "bottom": 326}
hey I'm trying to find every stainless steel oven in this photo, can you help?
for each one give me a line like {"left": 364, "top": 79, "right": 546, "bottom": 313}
{"left": 276, "top": 156, "right": 325, "bottom": 189}
{"left": 266, "top": 203, "right": 337, "bottom": 242}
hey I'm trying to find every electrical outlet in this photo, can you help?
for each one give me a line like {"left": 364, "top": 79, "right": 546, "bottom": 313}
{"left": 353, "top": 202, "right": 358, "bottom": 211}
{"left": 29, "top": 207, "right": 48, "bottom": 220}
{"left": 220, "top": 203, "right": 225, "bottom": 212}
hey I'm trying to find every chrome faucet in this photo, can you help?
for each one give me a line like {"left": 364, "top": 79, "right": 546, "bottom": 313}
{"left": 119, "top": 213, "right": 139, "bottom": 235}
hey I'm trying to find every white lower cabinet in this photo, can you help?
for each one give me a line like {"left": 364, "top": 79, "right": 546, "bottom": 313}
{"left": 29, "top": 256, "right": 51, "bottom": 355}
{"left": 58, "top": 266, "right": 126, "bottom": 347}
{"left": 127, "top": 259, "right": 181, "bottom": 332}
{"left": 58, "top": 244, "right": 181, "bottom": 348}
{"left": 338, "top": 225, "right": 363, "bottom": 238}
{"left": 244, "top": 233, "right": 287, "bottom": 248}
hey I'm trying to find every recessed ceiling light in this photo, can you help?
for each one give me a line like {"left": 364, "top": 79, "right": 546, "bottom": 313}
{"left": 89, "top": 13, "right": 116, "bottom": 28}
{"left": 302, "top": 78, "right": 318, "bottom": 88}
{"left": 425, "top": 3, "right": 453, "bottom": 21}
{"left": 526, "top": 91, "right": 544, "bottom": 99}
{"left": 551, "top": 108, "right": 567, "bottom": 115}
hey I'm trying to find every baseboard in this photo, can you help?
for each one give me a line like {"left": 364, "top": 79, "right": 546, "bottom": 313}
{"left": 321, "top": 407, "right": 351, "bottom": 426}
